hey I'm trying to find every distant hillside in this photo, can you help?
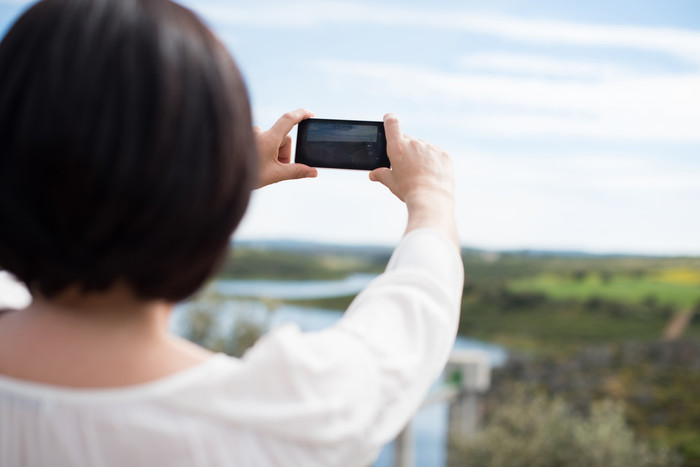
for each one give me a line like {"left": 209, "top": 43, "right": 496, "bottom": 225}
{"left": 232, "top": 238, "right": 696, "bottom": 260}
{"left": 232, "top": 238, "right": 393, "bottom": 256}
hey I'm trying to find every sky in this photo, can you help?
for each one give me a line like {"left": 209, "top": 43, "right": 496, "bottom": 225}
{"left": 1, "top": 0, "right": 699, "bottom": 255}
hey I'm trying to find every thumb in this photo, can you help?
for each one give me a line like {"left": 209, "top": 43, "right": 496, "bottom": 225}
{"left": 369, "top": 167, "right": 393, "bottom": 187}
{"left": 284, "top": 163, "right": 318, "bottom": 181}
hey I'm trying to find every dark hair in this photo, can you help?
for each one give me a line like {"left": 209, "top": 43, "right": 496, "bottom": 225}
{"left": 0, "top": 0, "right": 257, "bottom": 302}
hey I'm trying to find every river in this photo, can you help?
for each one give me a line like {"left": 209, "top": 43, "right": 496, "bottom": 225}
{"left": 170, "top": 274, "right": 507, "bottom": 467}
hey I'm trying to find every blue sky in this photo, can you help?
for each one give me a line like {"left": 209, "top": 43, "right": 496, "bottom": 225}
{"left": 2, "top": 0, "right": 699, "bottom": 255}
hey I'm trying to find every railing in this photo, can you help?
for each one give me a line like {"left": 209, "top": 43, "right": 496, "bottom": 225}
{"left": 393, "top": 349, "right": 492, "bottom": 467}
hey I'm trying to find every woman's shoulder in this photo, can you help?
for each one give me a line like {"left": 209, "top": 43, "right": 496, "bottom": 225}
{"left": 0, "top": 353, "right": 238, "bottom": 404}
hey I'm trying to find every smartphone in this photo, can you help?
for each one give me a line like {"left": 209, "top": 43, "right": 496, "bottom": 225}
{"left": 295, "top": 118, "right": 389, "bottom": 170}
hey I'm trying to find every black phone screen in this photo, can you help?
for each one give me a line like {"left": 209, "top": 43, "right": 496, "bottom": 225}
{"left": 295, "top": 118, "right": 389, "bottom": 170}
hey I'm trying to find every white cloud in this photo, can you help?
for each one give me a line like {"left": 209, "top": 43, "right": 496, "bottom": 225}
{"left": 189, "top": 1, "right": 700, "bottom": 144}
{"left": 456, "top": 53, "right": 634, "bottom": 80}
{"left": 312, "top": 60, "right": 700, "bottom": 143}
{"left": 459, "top": 151, "right": 700, "bottom": 198}
{"left": 187, "top": 1, "right": 700, "bottom": 65}
{"left": 451, "top": 150, "right": 700, "bottom": 255}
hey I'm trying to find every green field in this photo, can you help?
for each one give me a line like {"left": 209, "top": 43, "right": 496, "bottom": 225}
{"left": 509, "top": 268, "right": 700, "bottom": 309}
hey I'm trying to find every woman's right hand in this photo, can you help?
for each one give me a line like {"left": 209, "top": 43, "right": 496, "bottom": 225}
{"left": 369, "top": 114, "right": 459, "bottom": 249}
{"left": 254, "top": 109, "right": 318, "bottom": 189}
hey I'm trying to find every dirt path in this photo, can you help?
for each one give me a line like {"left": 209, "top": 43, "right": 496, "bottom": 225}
{"left": 663, "top": 309, "right": 694, "bottom": 341}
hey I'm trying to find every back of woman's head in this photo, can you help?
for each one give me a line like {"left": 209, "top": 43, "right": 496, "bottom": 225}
{"left": 0, "top": 0, "right": 257, "bottom": 302}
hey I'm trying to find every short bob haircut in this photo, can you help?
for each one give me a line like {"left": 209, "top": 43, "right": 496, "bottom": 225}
{"left": 0, "top": 0, "right": 257, "bottom": 302}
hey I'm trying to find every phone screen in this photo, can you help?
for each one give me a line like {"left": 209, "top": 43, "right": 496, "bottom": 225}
{"left": 295, "top": 118, "right": 389, "bottom": 170}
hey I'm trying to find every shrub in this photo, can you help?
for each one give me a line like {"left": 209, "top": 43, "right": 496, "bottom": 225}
{"left": 449, "top": 387, "right": 680, "bottom": 467}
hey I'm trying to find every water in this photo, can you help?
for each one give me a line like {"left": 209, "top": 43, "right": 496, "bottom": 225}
{"left": 171, "top": 276, "right": 508, "bottom": 467}
{"left": 215, "top": 273, "right": 378, "bottom": 300}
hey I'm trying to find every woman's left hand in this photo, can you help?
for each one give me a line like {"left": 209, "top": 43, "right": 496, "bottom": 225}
{"left": 254, "top": 109, "right": 318, "bottom": 188}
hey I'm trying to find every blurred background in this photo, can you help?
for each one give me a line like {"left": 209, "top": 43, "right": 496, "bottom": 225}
{"left": 1, "top": 0, "right": 699, "bottom": 466}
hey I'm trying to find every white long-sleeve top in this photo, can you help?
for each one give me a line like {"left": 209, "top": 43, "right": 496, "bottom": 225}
{"left": 0, "top": 228, "right": 464, "bottom": 467}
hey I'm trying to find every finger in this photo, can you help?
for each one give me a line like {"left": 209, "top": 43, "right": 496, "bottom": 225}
{"left": 278, "top": 135, "right": 293, "bottom": 164}
{"left": 252, "top": 126, "right": 263, "bottom": 132}
{"left": 269, "top": 109, "right": 314, "bottom": 140}
{"left": 383, "top": 113, "right": 402, "bottom": 143}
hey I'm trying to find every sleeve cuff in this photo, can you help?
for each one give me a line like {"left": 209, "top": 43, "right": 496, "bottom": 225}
{"left": 385, "top": 228, "right": 464, "bottom": 295}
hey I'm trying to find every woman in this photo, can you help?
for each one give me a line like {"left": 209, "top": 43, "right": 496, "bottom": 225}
{"left": 0, "top": 0, "right": 463, "bottom": 466}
